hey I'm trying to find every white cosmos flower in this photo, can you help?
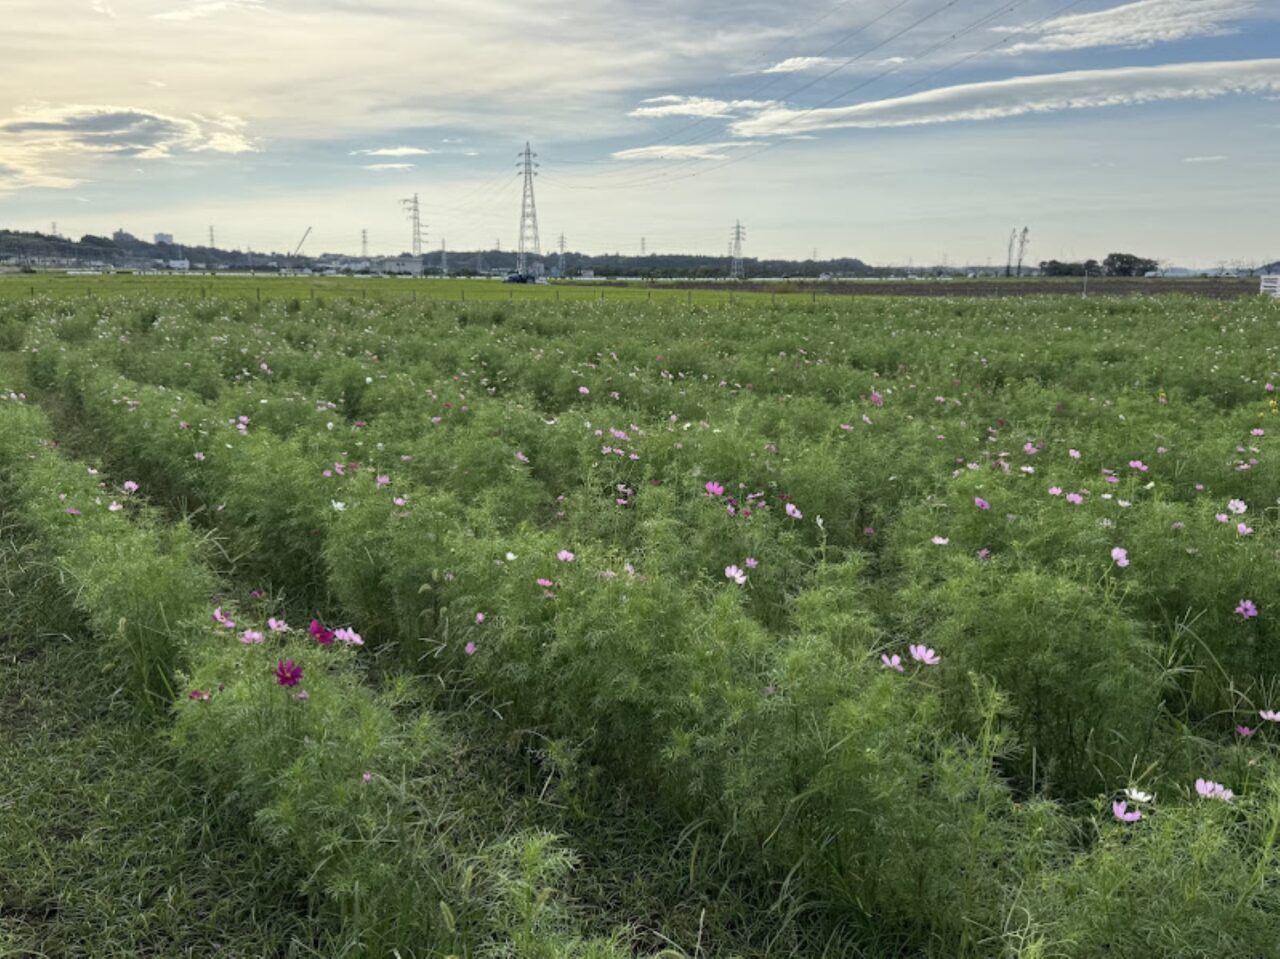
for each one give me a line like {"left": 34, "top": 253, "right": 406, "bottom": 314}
{"left": 1124, "top": 788, "right": 1154, "bottom": 804}
{"left": 331, "top": 500, "right": 346, "bottom": 511}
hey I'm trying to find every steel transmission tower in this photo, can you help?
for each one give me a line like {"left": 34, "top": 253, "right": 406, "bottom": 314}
{"left": 729, "top": 220, "right": 746, "bottom": 279}
{"left": 440, "top": 237, "right": 448, "bottom": 275}
{"left": 361, "top": 229, "right": 368, "bottom": 259}
{"left": 557, "top": 232, "right": 566, "bottom": 276}
{"left": 516, "top": 142, "right": 541, "bottom": 276}
{"left": 1015, "top": 226, "right": 1030, "bottom": 277}
{"left": 400, "top": 193, "right": 426, "bottom": 256}
{"left": 209, "top": 226, "right": 215, "bottom": 248}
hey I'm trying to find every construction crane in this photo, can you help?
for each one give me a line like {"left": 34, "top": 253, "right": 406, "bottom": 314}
{"left": 292, "top": 227, "right": 312, "bottom": 258}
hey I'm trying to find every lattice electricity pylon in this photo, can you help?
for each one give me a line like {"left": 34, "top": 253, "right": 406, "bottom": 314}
{"left": 730, "top": 220, "right": 746, "bottom": 279}
{"left": 516, "top": 143, "right": 541, "bottom": 275}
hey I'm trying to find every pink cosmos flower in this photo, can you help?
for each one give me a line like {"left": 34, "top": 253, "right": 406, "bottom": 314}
{"left": 1194, "top": 778, "right": 1233, "bottom": 802}
{"left": 309, "top": 619, "right": 336, "bottom": 645}
{"left": 1023, "top": 443, "right": 1039, "bottom": 455}
{"left": 1228, "top": 499, "right": 1248, "bottom": 514}
{"left": 362, "top": 771, "right": 372, "bottom": 783}
{"left": 705, "top": 481, "right": 724, "bottom": 497}
{"left": 514, "top": 451, "right": 529, "bottom": 463}
{"left": 1259, "top": 709, "right": 1280, "bottom": 722}
{"left": 1215, "top": 513, "right": 1230, "bottom": 523}
{"left": 179, "top": 421, "right": 189, "bottom": 430}
{"left": 464, "top": 641, "right": 477, "bottom": 655}
{"left": 123, "top": 480, "right": 138, "bottom": 493}
{"left": 976, "top": 548, "right": 992, "bottom": 561}
{"left": 1066, "top": 492, "right": 1083, "bottom": 505}
{"left": 189, "top": 689, "right": 211, "bottom": 701}
{"left": 870, "top": 390, "right": 883, "bottom": 407}
{"left": 1068, "top": 449, "right": 1081, "bottom": 459}
{"left": 1253, "top": 428, "right": 1266, "bottom": 437}
{"left": 975, "top": 497, "right": 990, "bottom": 510}
{"left": 1128, "top": 460, "right": 1148, "bottom": 472}
{"left": 557, "top": 549, "right": 575, "bottom": 562}
{"left": 1237, "top": 522, "right": 1254, "bottom": 536}
{"left": 108, "top": 501, "right": 123, "bottom": 512}
{"left": 1237, "top": 725, "right": 1255, "bottom": 737}
{"left": 1111, "top": 547, "right": 1129, "bottom": 568}
{"left": 1111, "top": 801, "right": 1142, "bottom": 823}
{"left": 863, "top": 526, "right": 876, "bottom": 537}
{"left": 294, "top": 690, "right": 309, "bottom": 701}
{"left": 240, "top": 629, "right": 264, "bottom": 645}
{"left": 334, "top": 627, "right": 363, "bottom": 646}
{"left": 393, "top": 496, "right": 407, "bottom": 507}
{"left": 785, "top": 502, "right": 802, "bottom": 519}
{"left": 275, "top": 659, "right": 303, "bottom": 687}
{"left": 725, "top": 565, "right": 747, "bottom": 585}
{"left": 268, "top": 617, "right": 289, "bottom": 633}
{"left": 1048, "top": 487, "right": 1062, "bottom": 496}
{"left": 745, "top": 557, "right": 758, "bottom": 569}
{"left": 1236, "top": 599, "right": 1259, "bottom": 620}
{"left": 1267, "top": 383, "right": 1276, "bottom": 393}
{"left": 212, "top": 607, "right": 235, "bottom": 629}
{"left": 578, "top": 386, "right": 590, "bottom": 395}
{"left": 881, "top": 653, "right": 903, "bottom": 672}
{"left": 909, "top": 644, "right": 941, "bottom": 665}
{"left": 475, "top": 612, "right": 486, "bottom": 624}
{"left": 536, "top": 578, "right": 554, "bottom": 588}
{"left": 376, "top": 474, "right": 390, "bottom": 488}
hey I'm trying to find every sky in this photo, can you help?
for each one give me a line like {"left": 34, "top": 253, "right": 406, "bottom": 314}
{"left": 1, "top": 0, "right": 1277, "bottom": 266}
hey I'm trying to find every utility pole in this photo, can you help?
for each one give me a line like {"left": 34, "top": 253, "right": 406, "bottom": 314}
{"left": 51, "top": 222, "right": 57, "bottom": 238}
{"left": 361, "top": 229, "right": 368, "bottom": 259}
{"left": 440, "top": 237, "right": 448, "bottom": 275}
{"left": 516, "top": 142, "right": 541, "bottom": 276}
{"left": 1015, "top": 227, "right": 1030, "bottom": 278}
{"left": 1005, "top": 228, "right": 1017, "bottom": 278}
{"left": 400, "top": 193, "right": 425, "bottom": 256}
{"left": 557, "top": 232, "right": 566, "bottom": 276}
{"left": 209, "top": 226, "right": 216, "bottom": 249}
{"left": 729, "top": 220, "right": 746, "bottom": 279}
{"left": 640, "top": 236, "right": 646, "bottom": 256}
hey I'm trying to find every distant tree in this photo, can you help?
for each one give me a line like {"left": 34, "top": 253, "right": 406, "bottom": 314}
{"left": 1103, "top": 252, "right": 1159, "bottom": 277}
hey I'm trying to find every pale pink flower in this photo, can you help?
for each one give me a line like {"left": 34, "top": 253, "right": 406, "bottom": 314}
{"left": 1228, "top": 499, "right": 1248, "bottom": 514}
{"left": 1259, "top": 709, "right": 1280, "bottom": 722}
{"left": 376, "top": 474, "right": 390, "bottom": 488}
{"left": 880, "top": 653, "right": 903, "bottom": 672}
{"left": 464, "top": 641, "right": 477, "bottom": 655}
{"left": 334, "top": 627, "right": 363, "bottom": 646}
{"left": 974, "top": 497, "right": 990, "bottom": 510}
{"left": 240, "top": 629, "right": 264, "bottom": 645}
{"left": 1110, "top": 547, "right": 1129, "bottom": 568}
{"left": 909, "top": 644, "right": 941, "bottom": 665}
{"left": 557, "top": 549, "right": 575, "bottom": 562}
{"left": 1237, "top": 725, "right": 1255, "bottom": 737}
{"left": 123, "top": 480, "right": 139, "bottom": 494}
{"left": 475, "top": 612, "right": 486, "bottom": 624}
{"left": 1194, "top": 778, "right": 1233, "bottom": 802}
{"left": 1068, "top": 449, "right": 1081, "bottom": 459}
{"left": 578, "top": 386, "right": 590, "bottom": 395}
{"left": 1048, "top": 487, "right": 1062, "bottom": 496}
{"left": 870, "top": 390, "right": 883, "bottom": 407}
{"left": 108, "top": 501, "right": 123, "bottom": 512}
{"left": 1111, "top": 801, "right": 1142, "bottom": 823}
{"left": 785, "top": 502, "right": 802, "bottom": 519}
{"left": 194, "top": 451, "right": 205, "bottom": 461}
{"left": 536, "top": 578, "right": 554, "bottom": 588}
{"left": 514, "top": 451, "right": 529, "bottom": 463}
{"left": 931, "top": 536, "right": 949, "bottom": 545}
{"left": 745, "top": 557, "right": 758, "bottom": 569}
{"left": 1238, "top": 523, "right": 1254, "bottom": 536}
{"left": 1066, "top": 492, "right": 1083, "bottom": 505}
{"left": 268, "top": 617, "right": 289, "bottom": 632}
{"left": 1128, "top": 460, "right": 1148, "bottom": 472}
{"left": 1236, "top": 599, "right": 1259, "bottom": 619}
{"left": 725, "top": 565, "right": 747, "bottom": 585}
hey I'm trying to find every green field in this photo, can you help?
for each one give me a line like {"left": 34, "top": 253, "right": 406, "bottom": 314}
{"left": 1, "top": 287, "right": 1279, "bottom": 957}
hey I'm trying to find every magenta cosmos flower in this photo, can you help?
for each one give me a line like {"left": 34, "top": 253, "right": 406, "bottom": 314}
{"left": 1111, "top": 801, "right": 1142, "bottom": 823}
{"left": 275, "top": 659, "right": 303, "bottom": 687}
{"left": 704, "top": 481, "right": 724, "bottom": 496}
{"left": 1236, "top": 599, "right": 1259, "bottom": 620}
{"left": 309, "top": 618, "right": 336, "bottom": 645}
{"left": 974, "top": 497, "right": 990, "bottom": 510}
{"left": 870, "top": 390, "right": 883, "bottom": 407}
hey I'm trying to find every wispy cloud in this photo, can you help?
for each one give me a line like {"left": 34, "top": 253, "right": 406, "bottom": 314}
{"left": 350, "top": 146, "right": 436, "bottom": 157}
{"left": 612, "top": 141, "right": 764, "bottom": 161}
{"left": 762, "top": 55, "right": 906, "bottom": 74}
{"left": 731, "top": 59, "right": 1280, "bottom": 136}
{"left": 0, "top": 104, "right": 254, "bottom": 191}
{"left": 997, "top": 0, "right": 1256, "bottom": 53}
{"left": 153, "top": 0, "right": 264, "bottom": 22}
{"left": 90, "top": 0, "right": 117, "bottom": 17}
{"left": 1183, "top": 153, "right": 1228, "bottom": 162}
{"left": 363, "top": 162, "right": 414, "bottom": 171}
{"left": 630, "top": 95, "right": 775, "bottom": 119}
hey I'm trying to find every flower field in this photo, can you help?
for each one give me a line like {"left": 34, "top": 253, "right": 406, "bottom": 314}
{"left": 2, "top": 288, "right": 1279, "bottom": 956}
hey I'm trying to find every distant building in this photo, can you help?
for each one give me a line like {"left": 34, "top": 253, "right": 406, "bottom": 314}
{"left": 167, "top": 259, "right": 190, "bottom": 271}
{"left": 579, "top": 268, "right": 595, "bottom": 279}
{"left": 112, "top": 228, "right": 137, "bottom": 244}
{"left": 377, "top": 256, "right": 424, "bottom": 275}
{"left": 154, "top": 232, "right": 175, "bottom": 245}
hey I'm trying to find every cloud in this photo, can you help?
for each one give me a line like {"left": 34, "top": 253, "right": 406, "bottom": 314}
{"left": 997, "top": 0, "right": 1255, "bottom": 53}
{"left": 762, "top": 55, "right": 906, "bottom": 74}
{"left": 1183, "top": 153, "right": 1228, "bottom": 162}
{"left": 731, "top": 59, "right": 1280, "bottom": 136}
{"left": 629, "top": 95, "right": 775, "bottom": 119}
{"left": 611, "top": 141, "right": 764, "bottom": 161}
{"left": 350, "top": 146, "right": 436, "bottom": 157}
{"left": 0, "top": 104, "right": 254, "bottom": 191}
{"left": 153, "top": 0, "right": 264, "bottom": 21}
{"left": 91, "top": 0, "right": 117, "bottom": 17}
{"left": 363, "top": 162, "right": 414, "bottom": 170}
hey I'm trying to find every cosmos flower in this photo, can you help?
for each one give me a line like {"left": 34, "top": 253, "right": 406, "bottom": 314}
{"left": 1236, "top": 599, "right": 1259, "bottom": 620}
{"left": 515, "top": 451, "right": 529, "bottom": 463}
{"left": 1111, "top": 801, "right": 1142, "bottom": 823}
{"left": 1237, "top": 725, "right": 1255, "bottom": 737}
{"left": 705, "top": 481, "right": 724, "bottom": 496}
{"left": 268, "top": 617, "right": 289, "bottom": 633}
{"left": 870, "top": 390, "right": 883, "bottom": 407}
{"left": 745, "top": 557, "right": 759, "bottom": 568}
{"left": 309, "top": 619, "right": 336, "bottom": 645}
{"left": 557, "top": 549, "right": 575, "bottom": 562}
{"left": 974, "top": 497, "right": 990, "bottom": 510}
{"left": 785, "top": 502, "right": 802, "bottom": 519}
{"left": 376, "top": 474, "right": 391, "bottom": 487}
{"left": 1194, "top": 778, "right": 1233, "bottom": 802}
{"left": 334, "top": 627, "right": 363, "bottom": 646}
{"left": 1111, "top": 547, "right": 1129, "bottom": 568}
{"left": 108, "top": 501, "right": 123, "bottom": 512}
{"left": 931, "top": 536, "right": 950, "bottom": 545}
{"left": 1124, "top": 788, "right": 1153, "bottom": 804}
{"left": 1066, "top": 493, "right": 1083, "bottom": 505}
{"left": 1048, "top": 487, "right": 1062, "bottom": 496}
{"left": 123, "top": 480, "right": 139, "bottom": 493}
{"left": 1259, "top": 709, "right": 1280, "bottom": 722}
{"left": 724, "top": 565, "right": 747, "bottom": 585}
{"left": 908, "top": 644, "right": 941, "bottom": 665}
{"left": 239, "top": 629, "right": 264, "bottom": 645}
{"left": 880, "top": 653, "right": 903, "bottom": 672}
{"left": 578, "top": 386, "right": 590, "bottom": 395}
{"left": 475, "top": 612, "right": 486, "bottom": 624}
{"left": 275, "top": 659, "right": 303, "bottom": 687}
{"left": 464, "top": 641, "right": 477, "bottom": 655}
{"left": 1228, "top": 499, "right": 1248, "bottom": 514}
